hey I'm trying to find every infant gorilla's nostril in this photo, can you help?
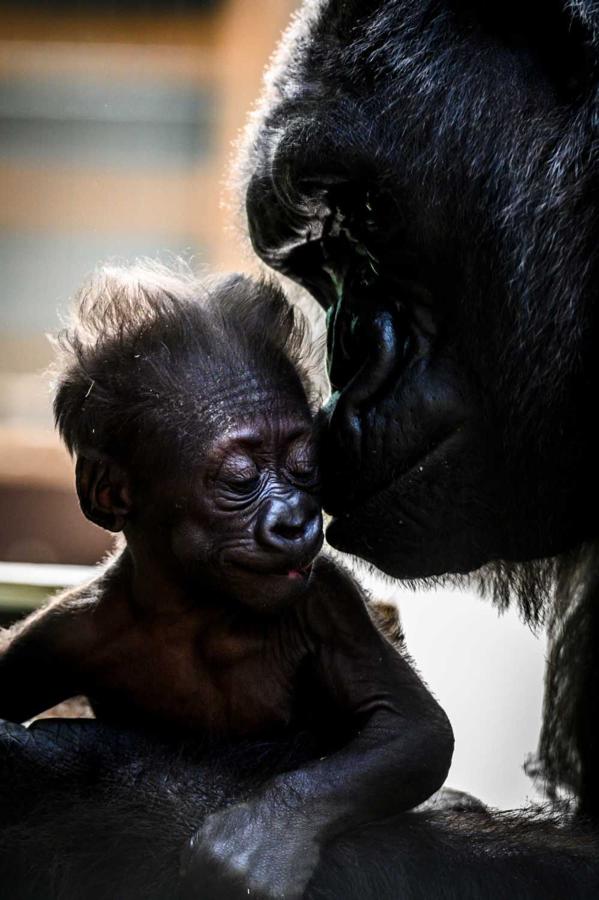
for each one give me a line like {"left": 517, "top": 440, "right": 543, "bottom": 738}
{"left": 258, "top": 495, "right": 322, "bottom": 558}
{"left": 274, "top": 519, "right": 305, "bottom": 540}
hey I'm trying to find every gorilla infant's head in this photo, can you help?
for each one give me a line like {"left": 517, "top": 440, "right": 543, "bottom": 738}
{"left": 245, "top": 0, "right": 599, "bottom": 603}
{"left": 53, "top": 264, "right": 323, "bottom": 611}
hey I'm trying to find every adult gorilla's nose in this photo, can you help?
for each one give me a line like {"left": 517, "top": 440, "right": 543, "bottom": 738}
{"left": 324, "top": 308, "right": 402, "bottom": 461}
{"left": 256, "top": 495, "right": 323, "bottom": 562}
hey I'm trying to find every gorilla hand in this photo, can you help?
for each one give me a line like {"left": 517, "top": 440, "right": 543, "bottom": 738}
{"left": 181, "top": 796, "right": 321, "bottom": 900}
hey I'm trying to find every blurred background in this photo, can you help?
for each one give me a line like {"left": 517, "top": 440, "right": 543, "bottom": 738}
{"left": 0, "top": 0, "right": 547, "bottom": 812}
{"left": 0, "top": 0, "right": 295, "bottom": 567}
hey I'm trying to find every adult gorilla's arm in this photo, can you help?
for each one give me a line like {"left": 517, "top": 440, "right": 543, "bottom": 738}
{"left": 1, "top": 719, "right": 599, "bottom": 900}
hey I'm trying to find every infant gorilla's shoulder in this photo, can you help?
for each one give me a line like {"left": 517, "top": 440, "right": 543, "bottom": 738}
{"left": 310, "top": 554, "right": 366, "bottom": 606}
{"left": 307, "top": 555, "right": 382, "bottom": 639}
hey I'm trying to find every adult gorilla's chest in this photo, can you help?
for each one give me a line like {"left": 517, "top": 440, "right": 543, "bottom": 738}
{"left": 245, "top": 0, "right": 599, "bottom": 581}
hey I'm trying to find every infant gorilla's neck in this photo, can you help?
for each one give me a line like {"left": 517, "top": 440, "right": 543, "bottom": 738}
{"left": 83, "top": 549, "right": 313, "bottom": 739}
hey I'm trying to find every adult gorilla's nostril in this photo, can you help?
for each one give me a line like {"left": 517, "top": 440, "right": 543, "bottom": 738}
{"left": 257, "top": 496, "right": 323, "bottom": 557}
{"left": 334, "top": 309, "right": 400, "bottom": 408}
{"left": 323, "top": 308, "right": 403, "bottom": 468}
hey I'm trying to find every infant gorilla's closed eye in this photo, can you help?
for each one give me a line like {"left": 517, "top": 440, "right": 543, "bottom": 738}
{"left": 0, "top": 263, "right": 453, "bottom": 899}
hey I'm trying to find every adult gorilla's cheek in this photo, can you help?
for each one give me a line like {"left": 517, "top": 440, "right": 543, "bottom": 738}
{"left": 325, "top": 434, "right": 496, "bottom": 579}
{"left": 320, "top": 314, "right": 503, "bottom": 578}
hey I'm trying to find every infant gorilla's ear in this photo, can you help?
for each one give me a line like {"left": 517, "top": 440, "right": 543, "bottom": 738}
{"left": 76, "top": 456, "right": 132, "bottom": 532}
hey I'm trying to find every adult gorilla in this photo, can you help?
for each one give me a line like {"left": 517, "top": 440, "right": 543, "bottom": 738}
{"left": 1, "top": 0, "right": 599, "bottom": 896}
{"left": 245, "top": 0, "right": 599, "bottom": 813}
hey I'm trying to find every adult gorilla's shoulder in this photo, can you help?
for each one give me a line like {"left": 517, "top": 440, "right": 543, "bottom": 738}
{"left": 245, "top": 0, "right": 599, "bottom": 810}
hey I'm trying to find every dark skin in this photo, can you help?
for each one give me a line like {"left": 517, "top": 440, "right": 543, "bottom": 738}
{"left": 0, "top": 401, "right": 453, "bottom": 899}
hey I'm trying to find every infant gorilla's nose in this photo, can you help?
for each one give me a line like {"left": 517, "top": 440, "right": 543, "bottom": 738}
{"left": 257, "top": 495, "right": 323, "bottom": 562}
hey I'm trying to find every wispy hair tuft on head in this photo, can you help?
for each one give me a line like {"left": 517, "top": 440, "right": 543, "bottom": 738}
{"left": 52, "top": 260, "right": 318, "bottom": 468}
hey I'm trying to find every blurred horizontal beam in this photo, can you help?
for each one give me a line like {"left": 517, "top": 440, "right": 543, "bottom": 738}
{"left": 0, "top": 560, "right": 95, "bottom": 610}
{"left": 0, "top": 425, "right": 73, "bottom": 489}
{"left": 0, "top": 560, "right": 94, "bottom": 588}
{"left": 0, "top": 40, "right": 216, "bottom": 82}
{"left": 0, "top": 9, "right": 220, "bottom": 47}
{"left": 0, "top": 164, "right": 218, "bottom": 235}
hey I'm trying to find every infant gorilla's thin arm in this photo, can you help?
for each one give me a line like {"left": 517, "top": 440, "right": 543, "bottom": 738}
{"left": 182, "top": 557, "right": 453, "bottom": 899}
{"left": 0, "top": 598, "right": 87, "bottom": 723}
{"left": 275, "top": 558, "right": 453, "bottom": 828}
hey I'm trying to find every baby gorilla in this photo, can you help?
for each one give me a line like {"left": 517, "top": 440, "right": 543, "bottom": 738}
{"left": 0, "top": 265, "right": 453, "bottom": 899}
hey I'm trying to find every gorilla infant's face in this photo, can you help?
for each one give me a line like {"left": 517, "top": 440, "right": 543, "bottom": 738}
{"left": 137, "top": 405, "right": 323, "bottom": 612}
{"left": 246, "top": 0, "right": 599, "bottom": 578}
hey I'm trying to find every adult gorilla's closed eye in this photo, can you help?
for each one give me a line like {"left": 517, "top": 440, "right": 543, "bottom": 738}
{"left": 246, "top": 0, "right": 599, "bottom": 811}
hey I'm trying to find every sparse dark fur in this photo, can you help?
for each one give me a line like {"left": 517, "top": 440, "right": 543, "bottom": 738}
{"left": 54, "top": 263, "right": 316, "bottom": 466}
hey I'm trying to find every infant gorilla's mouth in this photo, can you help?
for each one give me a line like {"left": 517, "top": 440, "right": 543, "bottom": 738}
{"left": 286, "top": 564, "right": 313, "bottom": 581}
{"left": 231, "top": 560, "right": 314, "bottom": 581}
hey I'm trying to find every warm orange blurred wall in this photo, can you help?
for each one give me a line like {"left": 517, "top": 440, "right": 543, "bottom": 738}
{"left": 0, "top": 0, "right": 296, "bottom": 564}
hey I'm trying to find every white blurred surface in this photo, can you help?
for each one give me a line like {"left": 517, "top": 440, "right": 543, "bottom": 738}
{"left": 378, "top": 581, "right": 547, "bottom": 810}
{"left": 0, "top": 561, "right": 95, "bottom": 588}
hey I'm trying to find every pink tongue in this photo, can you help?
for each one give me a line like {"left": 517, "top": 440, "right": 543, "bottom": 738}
{"left": 287, "top": 569, "right": 303, "bottom": 580}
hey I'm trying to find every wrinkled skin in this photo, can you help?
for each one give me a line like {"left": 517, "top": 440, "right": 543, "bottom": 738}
{"left": 110, "top": 407, "right": 324, "bottom": 614}
{"left": 1, "top": 269, "right": 456, "bottom": 899}
{"left": 182, "top": 800, "right": 321, "bottom": 899}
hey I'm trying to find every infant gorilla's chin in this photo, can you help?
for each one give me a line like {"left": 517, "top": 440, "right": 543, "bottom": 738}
{"left": 224, "top": 561, "right": 316, "bottom": 613}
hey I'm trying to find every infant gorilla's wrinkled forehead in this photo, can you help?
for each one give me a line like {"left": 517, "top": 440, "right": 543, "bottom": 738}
{"left": 53, "top": 262, "right": 318, "bottom": 474}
